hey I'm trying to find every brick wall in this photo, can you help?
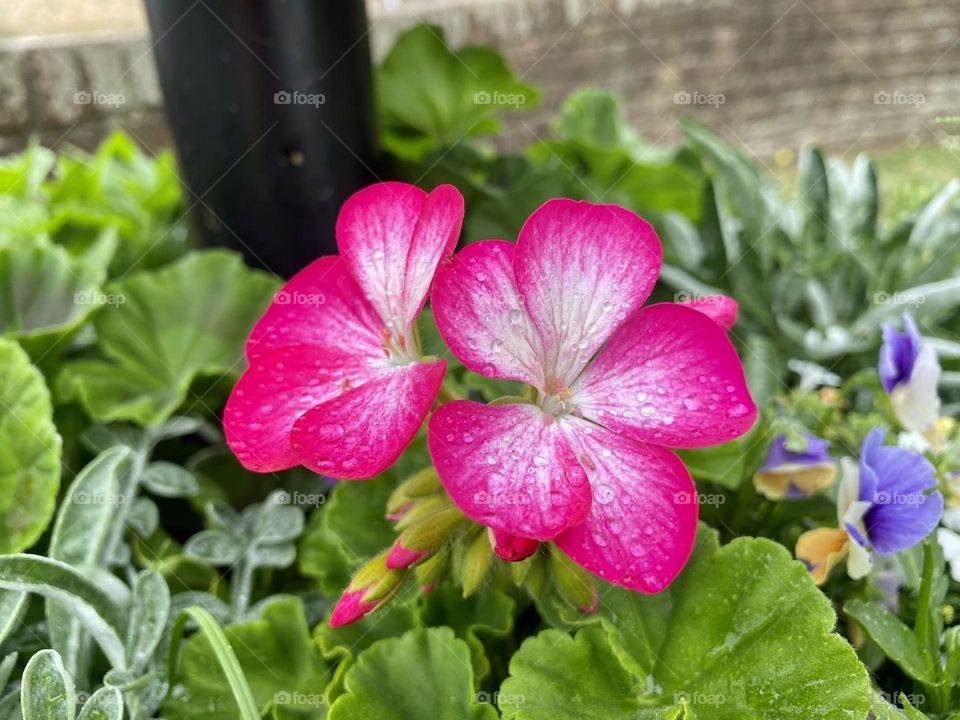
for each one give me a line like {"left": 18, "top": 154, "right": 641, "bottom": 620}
{"left": 1, "top": 0, "right": 958, "bottom": 157}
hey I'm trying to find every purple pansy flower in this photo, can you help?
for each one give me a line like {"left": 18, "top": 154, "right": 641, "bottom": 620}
{"left": 855, "top": 427, "right": 943, "bottom": 554}
{"left": 878, "top": 313, "right": 941, "bottom": 441}
{"left": 878, "top": 314, "right": 922, "bottom": 393}
{"left": 796, "top": 427, "right": 942, "bottom": 585}
{"left": 754, "top": 434, "right": 836, "bottom": 500}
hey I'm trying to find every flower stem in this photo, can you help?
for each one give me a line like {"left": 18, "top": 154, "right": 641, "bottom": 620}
{"left": 914, "top": 538, "right": 935, "bottom": 664}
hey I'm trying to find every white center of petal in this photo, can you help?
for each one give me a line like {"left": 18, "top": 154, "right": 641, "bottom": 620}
{"left": 381, "top": 325, "right": 421, "bottom": 366}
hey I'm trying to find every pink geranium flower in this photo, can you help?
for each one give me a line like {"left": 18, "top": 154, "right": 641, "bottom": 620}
{"left": 224, "top": 182, "right": 464, "bottom": 478}
{"left": 427, "top": 199, "right": 756, "bottom": 593}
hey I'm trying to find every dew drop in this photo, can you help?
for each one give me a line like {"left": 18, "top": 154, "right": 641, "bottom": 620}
{"left": 318, "top": 423, "right": 345, "bottom": 441}
{"left": 595, "top": 484, "right": 615, "bottom": 504}
{"left": 728, "top": 403, "right": 750, "bottom": 418}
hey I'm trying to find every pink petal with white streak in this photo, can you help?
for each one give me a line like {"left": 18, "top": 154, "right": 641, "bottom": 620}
{"left": 575, "top": 303, "right": 756, "bottom": 448}
{"left": 246, "top": 256, "right": 383, "bottom": 360}
{"left": 513, "top": 199, "right": 661, "bottom": 388}
{"left": 678, "top": 295, "right": 738, "bottom": 330}
{"left": 402, "top": 185, "right": 465, "bottom": 322}
{"left": 555, "top": 418, "right": 698, "bottom": 593}
{"left": 337, "top": 182, "right": 463, "bottom": 334}
{"left": 224, "top": 345, "right": 378, "bottom": 472}
{"left": 432, "top": 240, "right": 545, "bottom": 386}
{"left": 428, "top": 401, "right": 591, "bottom": 540}
{"left": 291, "top": 360, "right": 446, "bottom": 479}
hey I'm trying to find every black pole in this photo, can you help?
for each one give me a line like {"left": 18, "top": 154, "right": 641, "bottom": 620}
{"left": 143, "top": 0, "right": 378, "bottom": 277}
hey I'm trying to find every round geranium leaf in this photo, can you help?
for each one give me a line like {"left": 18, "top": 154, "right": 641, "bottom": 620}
{"left": 502, "top": 529, "right": 870, "bottom": 720}
{"left": 329, "top": 628, "right": 498, "bottom": 720}
{"left": 0, "top": 338, "right": 62, "bottom": 553}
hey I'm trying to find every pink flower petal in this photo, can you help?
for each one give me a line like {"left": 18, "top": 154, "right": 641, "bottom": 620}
{"left": 432, "top": 240, "right": 545, "bottom": 386}
{"left": 428, "top": 401, "right": 591, "bottom": 540}
{"left": 402, "top": 184, "right": 465, "bottom": 323}
{"left": 513, "top": 199, "right": 661, "bottom": 388}
{"left": 555, "top": 419, "right": 698, "bottom": 593}
{"left": 291, "top": 360, "right": 446, "bottom": 479}
{"left": 574, "top": 303, "right": 757, "bottom": 448}
{"left": 678, "top": 295, "right": 738, "bottom": 330}
{"left": 246, "top": 256, "right": 383, "bottom": 361}
{"left": 224, "top": 345, "right": 378, "bottom": 472}
{"left": 337, "top": 182, "right": 463, "bottom": 335}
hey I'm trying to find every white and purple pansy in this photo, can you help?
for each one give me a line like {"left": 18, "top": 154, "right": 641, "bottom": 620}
{"left": 753, "top": 433, "right": 836, "bottom": 500}
{"left": 796, "top": 427, "right": 943, "bottom": 585}
{"left": 878, "top": 313, "right": 942, "bottom": 444}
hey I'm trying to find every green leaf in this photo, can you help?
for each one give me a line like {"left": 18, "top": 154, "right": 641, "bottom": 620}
{"left": 500, "top": 627, "right": 653, "bottom": 719}
{"left": 0, "top": 555, "right": 127, "bottom": 670}
{"left": 679, "top": 117, "right": 767, "bottom": 236}
{"left": 535, "top": 90, "right": 701, "bottom": 220}
{"left": 844, "top": 599, "right": 936, "bottom": 684}
{"left": 0, "top": 337, "right": 62, "bottom": 553}
{"left": 676, "top": 427, "right": 759, "bottom": 490}
{"left": 908, "top": 178, "right": 960, "bottom": 253}
{"left": 57, "top": 250, "right": 279, "bottom": 426}
{"left": 377, "top": 24, "right": 538, "bottom": 161}
{"left": 140, "top": 461, "right": 198, "bottom": 498}
{"left": 21, "top": 649, "right": 76, "bottom": 720}
{"left": 47, "top": 447, "right": 133, "bottom": 677}
{"left": 0, "top": 141, "right": 54, "bottom": 197}
{"left": 0, "top": 590, "right": 28, "bottom": 646}
{"left": 852, "top": 276, "right": 960, "bottom": 332}
{"left": 184, "top": 529, "right": 244, "bottom": 566}
{"left": 44, "top": 131, "right": 188, "bottom": 277}
{"left": 420, "top": 584, "right": 516, "bottom": 681}
{"left": 0, "top": 240, "right": 113, "bottom": 358}
{"left": 797, "top": 146, "right": 830, "bottom": 249}
{"left": 0, "top": 652, "right": 17, "bottom": 694}
{"left": 502, "top": 528, "right": 870, "bottom": 719}
{"left": 897, "top": 695, "right": 933, "bottom": 719}
{"left": 328, "top": 627, "right": 498, "bottom": 720}
{"left": 77, "top": 687, "right": 123, "bottom": 720}
{"left": 741, "top": 333, "right": 783, "bottom": 411}
{"left": 125, "top": 571, "right": 170, "bottom": 673}
{"left": 164, "top": 597, "right": 330, "bottom": 720}
{"left": 869, "top": 692, "right": 909, "bottom": 720}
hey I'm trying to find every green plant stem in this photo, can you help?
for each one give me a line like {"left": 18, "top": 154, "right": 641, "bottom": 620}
{"left": 230, "top": 559, "right": 255, "bottom": 622}
{"left": 915, "top": 539, "right": 937, "bottom": 691}
{"left": 168, "top": 607, "right": 259, "bottom": 720}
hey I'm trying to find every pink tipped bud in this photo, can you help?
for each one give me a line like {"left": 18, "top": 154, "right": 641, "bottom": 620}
{"left": 329, "top": 589, "right": 380, "bottom": 627}
{"left": 579, "top": 588, "right": 599, "bottom": 615}
{"left": 386, "top": 538, "right": 429, "bottom": 569}
{"left": 385, "top": 502, "right": 412, "bottom": 522}
{"left": 490, "top": 529, "right": 540, "bottom": 562}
